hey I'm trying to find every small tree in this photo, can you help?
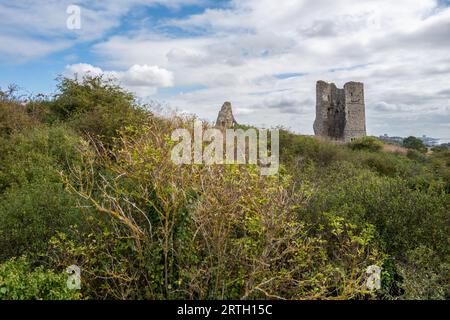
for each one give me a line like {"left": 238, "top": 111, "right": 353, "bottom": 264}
{"left": 50, "top": 75, "right": 147, "bottom": 146}
{"left": 403, "top": 136, "right": 427, "bottom": 153}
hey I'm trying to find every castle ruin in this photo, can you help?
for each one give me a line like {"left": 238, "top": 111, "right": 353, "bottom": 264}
{"left": 215, "top": 101, "right": 237, "bottom": 128}
{"left": 313, "top": 81, "right": 366, "bottom": 142}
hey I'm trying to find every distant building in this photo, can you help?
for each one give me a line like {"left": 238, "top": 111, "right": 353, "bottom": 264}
{"left": 379, "top": 134, "right": 404, "bottom": 145}
{"left": 379, "top": 134, "right": 444, "bottom": 147}
{"left": 419, "top": 135, "right": 440, "bottom": 147}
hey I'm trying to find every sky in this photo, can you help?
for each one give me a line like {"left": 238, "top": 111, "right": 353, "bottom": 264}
{"left": 0, "top": 0, "right": 449, "bottom": 138}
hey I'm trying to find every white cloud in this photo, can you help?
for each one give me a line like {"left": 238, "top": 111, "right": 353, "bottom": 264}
{"left": 121, "top": 64, "right": 173, "bottom": 87}
{"left": 65, "top": 63, "right": 106, "bottom": 78}
{"left": 64, "top": 63, "right": 174, "bottom": 97}
{"left": 234, "top": 107, "right": 255, "bottom": 116}
{"left": 89, "top": 0, "right": 450, "bottom": 137}
{"left": 0, "top": 0, "right": 204, "bottom": 62}
{"left": 0, "top": 34, "right": 70, "bottom": 63}
{"left": 2, "top": 0, "right": 450, "bottom": 137}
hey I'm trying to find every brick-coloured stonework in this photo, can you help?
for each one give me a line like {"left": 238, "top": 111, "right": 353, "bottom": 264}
{"left": 313, "top": 80, "right": 366, "bottom": 142}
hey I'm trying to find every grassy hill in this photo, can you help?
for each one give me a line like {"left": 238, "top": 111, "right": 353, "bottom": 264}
{"left": 0, "top": 76, "right": 448, "bottom": 300}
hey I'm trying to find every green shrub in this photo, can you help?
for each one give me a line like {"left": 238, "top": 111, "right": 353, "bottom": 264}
{"left": 305, "top": 164, "right": 449, "bottom": 298}
{"left": 49, "top": 75, "right": 147, "bottom": 146}
{"left": 279, "top": 131, "right": 346, "bottom": 166}
{"left": 56, "top": 119, "right": 383, "bottom": 300}
{"left": 399, "top": 246, "right": 449, "bottom": 299}
{"left": 428, "top": 148, "right": 450, "bottom": 193}
{"left": 0, "top": 78, "right": 447, "bottom": 300}
{"left": 361, "top": 153, "right": 401, "bottom": 176}
{"left": 51, "top": 75, "right": 135, "bottom": 119}
{"left": 0, "top": 125, "right": 82, "bottom": 191}
{"left": 0, "top": 101, "right": 39, "bottom": 137}
{"left": 431, "top": 145, "right": 449, "bottom": 153}
{"left": 407, "top": 149, "right": 427, "bottom": 162}
{"left": 68, "top": 101, "right": 147, "bottom": 146}
{"left": 403, "top": 136, "right": 427, "bottom": 153}
{"left": 308, "top": 169, "right": 448, "bottom": 255}
{"left": 0, "top": 257, "right": 80, "bottom": 300}
{"left": 0, "top": 181, "right": 83, "bottom": 261}
{"left": 0, "top": 126, "right": 85, "bottom": 261}
{"left": 349, "top": 136, "right": 383, "bottom": 152}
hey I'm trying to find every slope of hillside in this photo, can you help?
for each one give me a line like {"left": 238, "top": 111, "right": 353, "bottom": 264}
{"left": 0, "top": 76, "right": 448, "bottom": 300}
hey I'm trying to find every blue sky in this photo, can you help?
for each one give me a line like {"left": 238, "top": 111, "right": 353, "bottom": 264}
{"left": 1, "top": 0, "right": 449, "bottom": 138}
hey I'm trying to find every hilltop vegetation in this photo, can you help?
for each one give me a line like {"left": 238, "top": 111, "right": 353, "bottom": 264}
{"left": 0, "top": 76, "right": 448, "bottom": 300}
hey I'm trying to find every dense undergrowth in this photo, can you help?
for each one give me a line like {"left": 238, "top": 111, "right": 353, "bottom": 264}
{"left": 0, "top": 77, "right": 448, "bottom": 300}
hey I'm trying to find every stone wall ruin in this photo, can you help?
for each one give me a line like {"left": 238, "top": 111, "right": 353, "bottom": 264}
{"left": 313, "top": 80, "right": 366, "bottom": 142}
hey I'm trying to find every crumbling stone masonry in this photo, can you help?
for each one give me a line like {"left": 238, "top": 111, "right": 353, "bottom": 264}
{"left": 215, "top": 101, "right": 237, "bottom": 128}
{"left": 313, "top": 80, "right": 366, "bottom": 142}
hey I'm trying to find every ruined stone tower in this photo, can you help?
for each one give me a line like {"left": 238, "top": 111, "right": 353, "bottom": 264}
{"left": 313, "top": 81, "right": 366, "bottom": 142}
{"left": 216, "top": 101, "right": 237, "bottom": 128}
